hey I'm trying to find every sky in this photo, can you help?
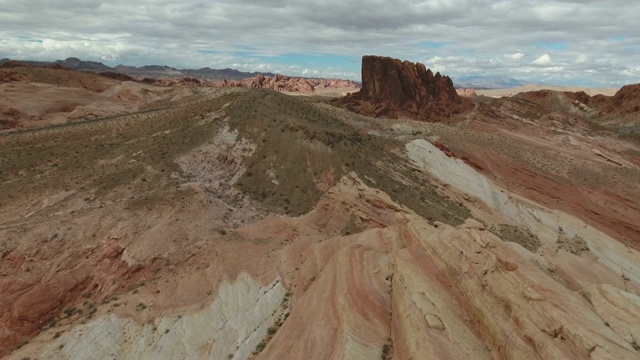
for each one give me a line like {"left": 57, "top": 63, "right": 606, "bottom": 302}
{"left": 1, "top": 0, "right": 639, "bottom": 87}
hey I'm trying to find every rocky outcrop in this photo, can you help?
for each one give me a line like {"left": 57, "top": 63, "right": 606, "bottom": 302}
{"left": 593, "top": 83, "right": 640, "bottom": 114}
{"left": 306, "top": 78, "right": 361, "bottom": 91}
{"left": 522, "top": 84, "right": 640, "bottom": 116}
{"left": 339, "top": 55, "right": 473, "bottom": 120}
{"left": 511, "top": 84, "right": 640, "bottom": 135}
{"left": 456, "top": 88, "right": 477, "bottom": 97}
{"left": 249, "top": 74, "right": 314, "bottom": 93}
{"left": 215, "top": 74, "right": 360, "bottom": 93}
{"left": 138, "top": 74, "right": 316, "bottom": 91}
{"left": 216, "top": 74, "right": 315, "bottom": 93}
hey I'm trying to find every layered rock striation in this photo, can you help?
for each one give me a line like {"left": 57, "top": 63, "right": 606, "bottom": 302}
{"left": 340, "top": 55, "right": 473, "bottom": 120}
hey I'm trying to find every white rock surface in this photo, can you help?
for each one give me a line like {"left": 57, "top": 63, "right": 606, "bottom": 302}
{"left": 11, "top": 273, "right": 285, "bottom": 360}
{"left": 406, "top": 139, "right": 640, "bottom": 290}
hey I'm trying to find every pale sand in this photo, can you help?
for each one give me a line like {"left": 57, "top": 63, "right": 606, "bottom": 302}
{"left": 476, "top": 84, "right": 618, "bottom": 98}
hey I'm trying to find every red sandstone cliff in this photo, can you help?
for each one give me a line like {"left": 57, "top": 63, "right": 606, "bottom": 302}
{"left": 339, "top": 55, "right": 473, "bottom": 120}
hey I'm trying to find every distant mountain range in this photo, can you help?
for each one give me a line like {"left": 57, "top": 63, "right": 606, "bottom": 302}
{"left": 0, "top": 57, "right": 276, "bottom": 81}
{"left": 453, "top": 75, "right": 528, "bottom": 89}
{"left": 0, "top": 57, "right": 529, "bottom": 88}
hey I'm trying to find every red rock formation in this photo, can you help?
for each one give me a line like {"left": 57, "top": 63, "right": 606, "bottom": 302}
{"left": 339, "top": 55, "right": 473, "bottom": 121}
{"left": 513, "top": 87, "right": 640, "bottom": 119}
{"left": 594, "top": 83, "right": 640, "bottom": 114}
{"left": 456, "top": 88, "right": 477, "bottom": 97}
{"left": 164, "top": 77, "right": 205, "bottom": 86}
{"left": 306, "top": 78, "right": 361, "bottom": 91}
{"left": 181, "top": 74, "right": 360, "bottom": 93}
{"left": 218, "top": 79, "right": 243, "bottom": 87}
{"left": 247, "top": 74, "right": 313, "bottom": 92}
{"left": 216, "top": 74, "right": 315, "bottom": 93}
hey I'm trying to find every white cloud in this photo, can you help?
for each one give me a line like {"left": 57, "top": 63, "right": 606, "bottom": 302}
{"left": 532, "top": 54, "right": 552, "bottom": 65}
{"left": 0, "top": 0, "right": 639, "bottom": 86}
{"left": 532, "top": 4, "right": 575, "bottom": 22}
{"left": 576, "top": 54, "right": 588, "bottom": 63}
{"left": 542, "top": 66, "right": 564, "bottom": 73}
{"left": 505, "top": 52, "right": 525, "bottom": 61}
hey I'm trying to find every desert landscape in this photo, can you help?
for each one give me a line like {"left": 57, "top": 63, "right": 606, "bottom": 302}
{"left": 0, "top": 53, "right": 639, "bottom": 359}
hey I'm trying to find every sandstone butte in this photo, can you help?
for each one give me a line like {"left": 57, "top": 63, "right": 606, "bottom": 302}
{"left": 339, "top": 55, "right": 473, "bottom": 120}
{"left": 1, "top": 57, "right": 640, "bottom": 360}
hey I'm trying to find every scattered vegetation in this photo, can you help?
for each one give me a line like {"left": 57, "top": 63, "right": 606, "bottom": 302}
{"left": 381, "top": 341, "right": 393, "bottom": 360}
{"left": 64, "top": 307, "right": 78, "bottom": 318}
{"left": 556, "top": 227, "right": 590, "bottom": 255}
{"left": 0, "top": 89, "right": 236, "bottom": 213}
{"left": 252, "top": 290, "right": 292, "bottom": 357}
{"left": 341, "top": 213, "right": 361, "bottom": 236}
{"left": 41, "top": 318, "right": 58, "bottom": 331}
{"left": 83, "top": 300, "right": 97, "bottom": 319}
{"left": 0, "top": 86, "right": 471, "bottom": 242}
{"left": 489, "top": 224, "right": 541, "bottom": 251}
{"left": 227, "top": 89, "right": 471, "bottom": 223}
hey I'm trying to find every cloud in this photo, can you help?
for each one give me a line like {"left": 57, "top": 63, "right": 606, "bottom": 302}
{"left": 532, "top": 54, "right": 552, "bottom": 65}
{"left": 505, "top": 52, "right": 525, "bottom": 61}
{"left": 0, "top": 0, "right": 639, "bottom": 86}
{"left": 576, "top": 54, "right": 589, "bottom": 64}
{"left": 542, "top": 66, "right": 564, "bottom": 73}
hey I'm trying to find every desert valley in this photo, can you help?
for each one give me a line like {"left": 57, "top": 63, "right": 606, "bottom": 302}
{"left": 1, "top": 54, "right": 640, "bottom": 360}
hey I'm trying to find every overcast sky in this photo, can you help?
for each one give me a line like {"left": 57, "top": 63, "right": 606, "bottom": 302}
{"left": 1, "top": 0, "right": 639, "bottom": 87}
